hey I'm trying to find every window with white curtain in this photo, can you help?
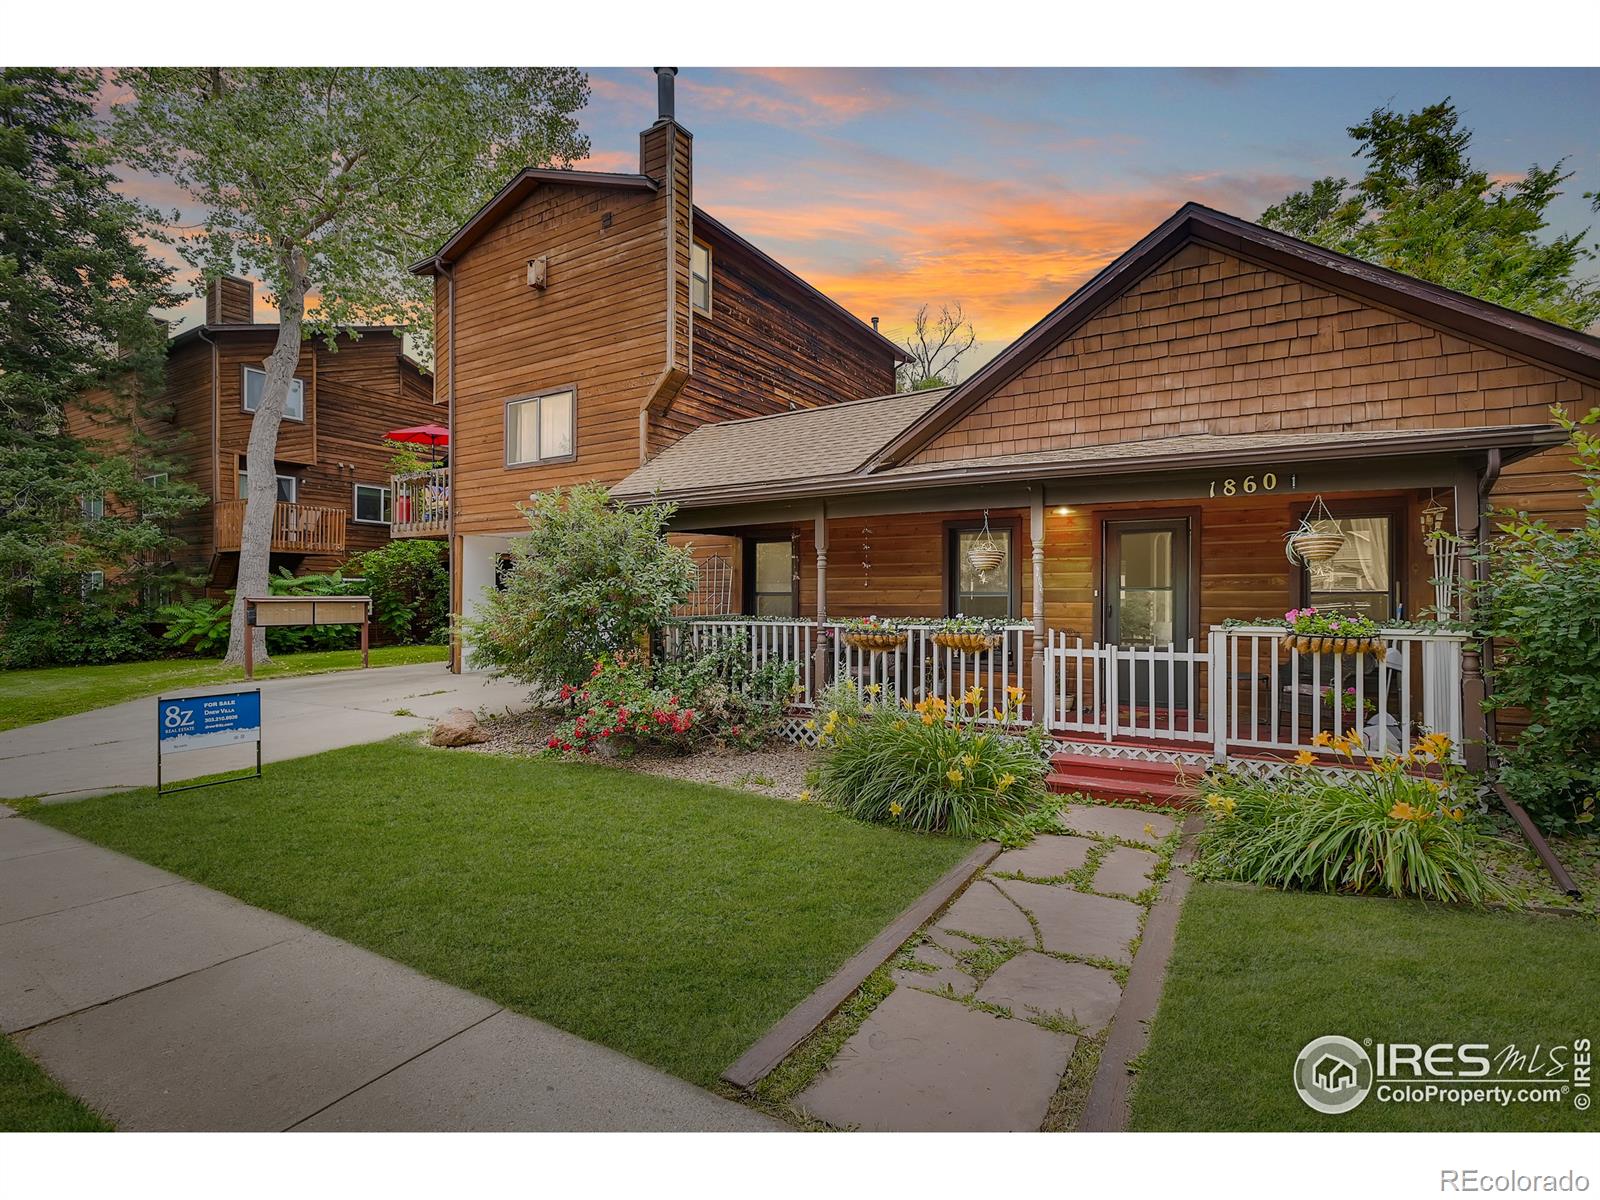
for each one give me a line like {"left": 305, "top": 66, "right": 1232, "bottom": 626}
{"left": 1306, "top": 515, "right": 1395, "bottom": 621}
{"left": 506, "top": 388, "right": 575, "bottom": 465}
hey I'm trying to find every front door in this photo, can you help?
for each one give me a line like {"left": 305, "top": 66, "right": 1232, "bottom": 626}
{"left": 1103, "top": 518, "right": 1191, "bottom": 706}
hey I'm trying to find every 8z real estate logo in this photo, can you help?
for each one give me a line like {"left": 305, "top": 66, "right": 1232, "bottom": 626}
{"left": 1294, "top": 1036, "right": 1591, "bottom": 1115}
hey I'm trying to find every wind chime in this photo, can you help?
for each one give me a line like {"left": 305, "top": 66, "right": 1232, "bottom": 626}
{"left": 967, "top": 509, "right": 1005, "bottom": 578}
{"left": 1420, "top": 491, "right": 1458, "bottom": 620}
{"left": 861, "top": 525, "right": 872, "bottom": 589}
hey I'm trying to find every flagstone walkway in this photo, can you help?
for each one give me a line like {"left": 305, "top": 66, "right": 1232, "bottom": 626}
{"left": 793, "top": 802, "right": 1180, "bottom": 1132}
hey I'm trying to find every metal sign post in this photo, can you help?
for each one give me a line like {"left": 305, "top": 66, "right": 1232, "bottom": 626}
{"left": 156, "top": 688, "right": 263, "bottom": 795}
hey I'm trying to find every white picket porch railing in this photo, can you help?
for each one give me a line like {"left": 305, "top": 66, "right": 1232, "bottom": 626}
{"left": 663, "top": 618, "right": 817, "bottom": 706}
{"left": 1043, "top": 633, "right": 1211, "bottom": 744}
{"left": 830, "top": 623, "right": 1033, "bottom": 721}
{"left": 1209, "top": 625, "right": 1466, "bottom": 763}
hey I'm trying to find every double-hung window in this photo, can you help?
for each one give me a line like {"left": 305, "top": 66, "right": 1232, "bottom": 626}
{"left": 505, "top": 388, "right": 575, "bottom": 466}
{"left": 353, "top": 484, "right": 391, "bottom": 524}
{"left": 238, "top": 466, "right": 297, "bottom": 503}
{"left": 948, "top": 525, "right": 1016, "bottom": 618}
{"left": 242, "top": 366, "right": 305, "bottom": 421}
{"left": 80, "top": 494, "right": 106, "bottom": 522}
{"left": 1303, "top": 514, "right": 1398, "bottom": 622}
{"left": 690, "top": 241, "right": 712, "bottom": 314}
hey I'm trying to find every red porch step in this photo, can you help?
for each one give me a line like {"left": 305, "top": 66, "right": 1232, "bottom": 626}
{"left": 1046, "top": 751, "right": 1199, "bottom": 808}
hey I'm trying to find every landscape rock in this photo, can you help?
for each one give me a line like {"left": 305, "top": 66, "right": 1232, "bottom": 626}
{"left": 429, "top": 708, "right": 488, "bottom": 748}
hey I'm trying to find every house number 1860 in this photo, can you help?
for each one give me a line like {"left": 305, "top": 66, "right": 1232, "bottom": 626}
{"left": 1208, "top": 473, "right": 1278, "bottom": 498}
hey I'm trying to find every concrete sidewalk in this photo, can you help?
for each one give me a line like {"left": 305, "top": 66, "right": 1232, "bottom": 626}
{"left": 0, "top": 663, "right": 532, "bottom": 802}
{"left": 0, "top": 817, "right": 779, "bottom": 1132}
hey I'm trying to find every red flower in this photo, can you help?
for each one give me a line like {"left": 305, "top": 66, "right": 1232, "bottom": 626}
{"left": 546, "top": 735, "right": 559, "bottom": 748}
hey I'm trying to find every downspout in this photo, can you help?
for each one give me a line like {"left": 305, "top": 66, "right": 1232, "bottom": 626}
{"left": 1473, "top": 451, "right": 1574, "bottom": 895}
{"left": 440, "top": 260, "right": 460, "bottom": 673}
{"left": 198, "top": 326, "right": 220, "bottom": 590}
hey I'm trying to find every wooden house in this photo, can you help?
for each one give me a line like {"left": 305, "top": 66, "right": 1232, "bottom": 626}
{"left": 424, "top": 71, "right": 1600, "bottom": 794}
{"left": 71, "top": 275, "right": 440, "bottom": 595}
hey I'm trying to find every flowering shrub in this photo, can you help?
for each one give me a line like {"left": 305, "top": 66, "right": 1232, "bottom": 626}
{"left": 655, "top": 640, "right": 797, "bottom": 750}
{"left": 835, "top": 615, "right": 908, "bottom": 636}
{"left": 545, "top": 656, "right": 699, "bottom": 756}
{"left": 931, "top": 615, "right": 1012, "bottom": 635}
{"left": 1194, "top": 732, "right": 1509, "bottom": 905}
{"left": 805, "top": 682, "right": 1046, "bottom": 837}
{"left": 1323, "top": 685, "right": 1375, "bottom": 716}
{"left": 1283, "top": 606, "right": 1381, "bottom": 640}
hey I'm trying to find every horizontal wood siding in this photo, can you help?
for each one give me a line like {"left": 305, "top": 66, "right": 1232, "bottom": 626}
{"left": 909, "top": 241, "right": 1600, "bottom": 527}
{"left": 444, "top": 180, "right": 668, "bottom": 536}
{"left": 655, "top": 222, "right": 898, "bottom": 451}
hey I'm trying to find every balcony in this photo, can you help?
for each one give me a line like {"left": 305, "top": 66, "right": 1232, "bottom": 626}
{"left": 214, "top": 499, "right": 346, "bottom": 554}
{"left": 391, "top": 468, "right": 450, "bottom": 538}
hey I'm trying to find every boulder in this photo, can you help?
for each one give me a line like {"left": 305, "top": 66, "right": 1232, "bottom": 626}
{"left": 429, "top": 707, "right": 488, "bottom": 747}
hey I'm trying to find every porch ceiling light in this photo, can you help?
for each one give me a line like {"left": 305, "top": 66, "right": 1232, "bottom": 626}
{"left": 1054, "top": 506, "right": 1073, "bottom": 516}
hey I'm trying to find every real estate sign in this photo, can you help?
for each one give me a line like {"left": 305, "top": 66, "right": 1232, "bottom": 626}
{"left": 155, "top": 689, "right": 263, "bottom": 794}
{"left": 159, "top": 690, "right": 262, "bottom": 754}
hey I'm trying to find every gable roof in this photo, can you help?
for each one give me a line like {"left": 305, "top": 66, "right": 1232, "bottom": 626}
{"left": 871, "top": 202, "right": 1600, "bottom": 468}
{"left": 410, "top": 168, "right": 658, "bottom": 275}
{"left": 612, "top": 388, "right": 948, "bottom": 501}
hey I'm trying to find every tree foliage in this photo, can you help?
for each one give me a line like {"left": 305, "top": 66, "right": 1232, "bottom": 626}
{"left": 348, "top": 538, "right": 449, "bottom": 645}
{"left": 1262, "top": 99, "right": 1600, "bottom": 331}
{"left": 896, "top": 302, "right": 978, "bottom": 391}
{"left": 110, "top": 68, "right": 590, "bottom": 664}
{"left": 0, "top": 68, "right": 202, "bottom": 666}
{"left": 1473, "top": 408, "right": 1600, "bottom": 834}
{"left": 465, "top": 485, "right": 696, "bottom": 690}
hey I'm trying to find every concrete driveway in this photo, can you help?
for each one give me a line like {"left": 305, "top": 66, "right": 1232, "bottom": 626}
{"left": 0, "top": 664, "right": 532, "bottom": 802}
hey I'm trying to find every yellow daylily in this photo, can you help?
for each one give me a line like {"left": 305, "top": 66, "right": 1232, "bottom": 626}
{"left": 1294, "top": 750, "right": 1316, "bottom": 766}
{"left": 961, "top": 753, "right": 977, "bottom": 769}
{"left": 798, "top": 789, "right": 812, "bottom": 803}
{"left": 946, "top": 767, "right": 965, "bottom": 785}
{"left": 866, "top": 683, "right": 882, "bottom": 697}
{"left": 1312, "top": 731, "right": 1334, "bottom": 748}
{"left": 996, "top": 772, "right": 1016, "bottom": 791}
{"left": 889, "top": 801, "right": 903, "bottom": 817}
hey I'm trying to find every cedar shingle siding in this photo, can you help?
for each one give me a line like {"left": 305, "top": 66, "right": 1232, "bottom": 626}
{"left": 909, "top": 242, "right": 1600, "bottom": 524}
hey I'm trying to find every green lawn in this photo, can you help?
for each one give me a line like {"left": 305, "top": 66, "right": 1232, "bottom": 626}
{"left": 1131, "top": 882, "right": 1600, "bottom": 1131}
{"left": 0, "top": 644, "right": 449, "bottom": 731}
{"left": 32, "top": 740, "right": 971, "bottom": 1087}
{"left": 0, "top": 1034, "right": 110, "bottom": 1132}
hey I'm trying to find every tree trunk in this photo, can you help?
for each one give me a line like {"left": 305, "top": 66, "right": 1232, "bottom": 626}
{"left": 221, "top": 251, "right": 308, "bottom": 667}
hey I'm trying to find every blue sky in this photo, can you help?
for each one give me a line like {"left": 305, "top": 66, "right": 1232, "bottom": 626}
{"left": 125, "top": 68, "right": 1600, "bottom": 364}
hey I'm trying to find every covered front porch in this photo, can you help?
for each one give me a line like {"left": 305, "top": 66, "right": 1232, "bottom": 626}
{"left": 654, "top": 440, "right": 1510, "bottom": 783}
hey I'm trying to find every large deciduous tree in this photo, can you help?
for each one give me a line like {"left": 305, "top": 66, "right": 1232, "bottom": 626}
{"left": 1261, "top": 99, "right": 1600, "bottom": 331}
{"left": 0, "top": 68, "right": 201, "bottom": 666}
{"left": 112, "top": 68, "right": 590, "bottom": 665}
{"left": 896, "top": 302, "right": 978, "bottom": 391}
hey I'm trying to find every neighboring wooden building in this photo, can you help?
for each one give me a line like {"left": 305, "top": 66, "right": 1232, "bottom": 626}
{"left": 70, "top": 275, "right": 438, "bottom": 594}
{"left": 410, "top": 68, "right": 904, "bottom": 641}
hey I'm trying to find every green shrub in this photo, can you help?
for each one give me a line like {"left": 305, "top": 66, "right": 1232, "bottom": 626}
{"left": 1, "top": 591, "right": 164, "bottom": 667}
{"left": 808, "top": 682, "right": 1046, "bottom": 838}
{"left": 159, "top": 569, "right": 358, "bottom": 657}
{"left": 1473, "top": 407, "right": 1600, "bottom": 834}
{"left": 159, "top": 596, "right": 231, "bottom": 656}
{"left": 656, "top": 638, "right": 798, "bottom": 749}
{"left": 465, "top": 484, "right": 695, "bottom": 688}
{"left": 1194, "top": 734, "right": 1510, "bottom": 905}
{"left": 348, "top": 539, "right": 448, "bottom": 645}
{"left": 546, "top": 655, "right": 701, "bottom": 755}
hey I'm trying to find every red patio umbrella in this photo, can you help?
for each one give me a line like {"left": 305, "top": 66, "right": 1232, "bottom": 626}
{"left": 384, "top": 423, "right": 450, "bottom": 466}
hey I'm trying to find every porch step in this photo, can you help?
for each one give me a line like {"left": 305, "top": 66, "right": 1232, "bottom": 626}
{"left": 1045, "top": 752, "right": 1198, "bottom": 808}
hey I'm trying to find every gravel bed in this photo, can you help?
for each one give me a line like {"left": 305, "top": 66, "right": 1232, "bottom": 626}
{"left": 460, "top": 709, "right": 817, "bottom": 801}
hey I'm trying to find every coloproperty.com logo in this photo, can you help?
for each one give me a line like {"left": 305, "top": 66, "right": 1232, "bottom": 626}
{"left": 1294, "top": 1035, "right": 1592, "bottom": 1115}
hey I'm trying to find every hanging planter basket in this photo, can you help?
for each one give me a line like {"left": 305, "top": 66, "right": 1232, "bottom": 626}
{"left": 933, "top": 631, "right": 1000, "bottom": 653}
{"left": 1281, "top": 634, "right": 1387, "bottom": 660}
{"left": 966, "top": 508, "right": 1006, "bottom": 576}
{"left": 844, "top": 630, "right": 906, "bottom": 652}
{"left": 1284, "top": 494, "right": 1346, "bottom": 566}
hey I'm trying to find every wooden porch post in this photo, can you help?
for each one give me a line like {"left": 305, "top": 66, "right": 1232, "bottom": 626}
{"left": 1030, "top": 490, "right": 1046, "bottom": 727}
{"left": 1455, "top": 464, "right": 1488, "bottom": 772}
{"left": 812, "top": 503, "right": 829, "bottom": 695}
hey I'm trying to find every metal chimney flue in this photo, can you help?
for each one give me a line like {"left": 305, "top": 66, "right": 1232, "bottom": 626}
{"left": 654, "top": 67, "right": 678, "bottom": 124}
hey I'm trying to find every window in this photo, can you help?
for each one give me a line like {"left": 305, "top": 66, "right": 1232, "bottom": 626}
{"left": 505, "top": 388, "right": 575, "bottom": 466}
{"left": 242, "top": 366, "right": 305, "bottom": 421}
{"left": 238, "top": 466, "right": 298, "bottom": 503}
{"left": 948, "top": 525, "right": 1016, "bottom": 618}
{"left": 143, "top": 473, "right": 168, "bottom": 488}
{"left": 80, "top": 570, "right": 104, "bottom": 597}
{"left": 353, "top": 484, "right": 391, "bottom": 525}
{"left": 80, "top": 494, "right": 105, "bottom": 522}
{"left": 745, "top": 539, "right": 796, "bottom": 617}
{"left": 1303, "top": 514, "right": 1396, "bottom": 621}
{"left": 690, "top": 241, "right": 712, "bottom": 313}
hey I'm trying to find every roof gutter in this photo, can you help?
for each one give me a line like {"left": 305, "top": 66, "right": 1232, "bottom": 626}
{"left": 615, "top": 425, "right": 1568, "bottom": 510}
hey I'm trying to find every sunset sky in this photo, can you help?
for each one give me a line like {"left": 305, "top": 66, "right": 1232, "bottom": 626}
{"left": 124, "top": 67, "right": 1600, "bottom": 370}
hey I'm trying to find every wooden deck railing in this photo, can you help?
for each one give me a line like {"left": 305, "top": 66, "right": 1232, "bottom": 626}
{"left": 391, "top": 468, "right": 450, "bottom": 538}
{"left": 214, "top": 499, "right": 346, "bottom": 554}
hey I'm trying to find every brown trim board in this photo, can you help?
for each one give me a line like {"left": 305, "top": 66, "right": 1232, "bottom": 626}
{"left": 721, "top": 839, "right": 1001, "bottom": 1092}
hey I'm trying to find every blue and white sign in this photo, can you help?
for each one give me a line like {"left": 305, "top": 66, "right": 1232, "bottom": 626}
{"left": 158, "top": 690, "right": 262, "bottom": 755}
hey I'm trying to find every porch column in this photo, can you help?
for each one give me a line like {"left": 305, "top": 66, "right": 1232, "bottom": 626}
{"left": 1030, "top": 490, "right": 1046, "bottom": 727}
{"left": 812, "top": 503, "right": 829, "bottom": 696}
{"left": 1454, "top": 465, "right": 1488, "bottom": 772}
